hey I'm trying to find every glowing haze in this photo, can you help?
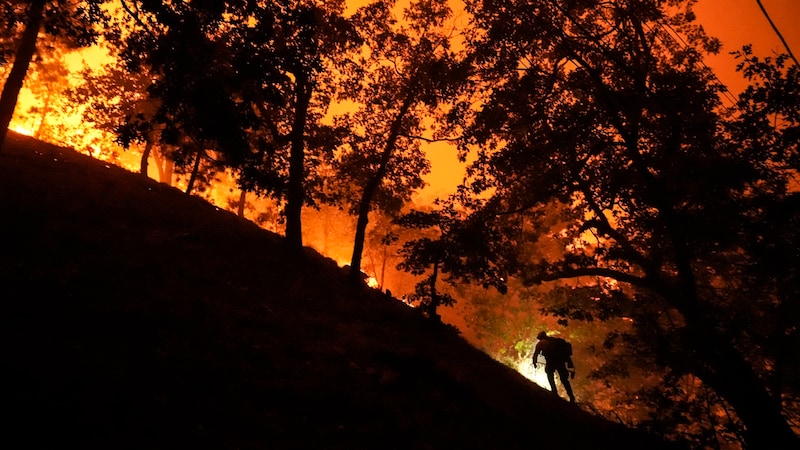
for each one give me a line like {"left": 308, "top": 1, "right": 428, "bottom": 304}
{"left": 694, "top": 0, "right": 799, "bottom": 95}
{"left": 8, "top": 0, "right": 798, "bottom": 200}
{"left": 3, "top": 0, "right": 798, "bottom": 407}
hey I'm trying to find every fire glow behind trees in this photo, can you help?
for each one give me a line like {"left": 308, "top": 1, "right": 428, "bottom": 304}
{"left": 2, "top": 1, "right": 799, "bottom": 448}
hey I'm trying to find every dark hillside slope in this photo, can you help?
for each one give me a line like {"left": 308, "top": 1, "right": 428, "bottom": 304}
{"left": 0, "top": 131, "right": 682, "bottom": 449}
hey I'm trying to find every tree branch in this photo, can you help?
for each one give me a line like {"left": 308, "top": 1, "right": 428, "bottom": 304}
{"left": 531, "top": 265, "right": 650, "bottom": 289}
{"left": 120, "top": 0, "right": 157, "bottom": 37}
{"left": 400, "top": 133, "right": 461, "bottom": 143}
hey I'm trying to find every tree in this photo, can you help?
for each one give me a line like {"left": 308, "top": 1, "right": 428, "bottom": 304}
{"left": 75, "top": 62, "right": 160, "bottom": 175}
{"left": 456, "top": 0, "right": 799, "bottom": 447}
{"left": 118, "top": 0, "right": 254, "bottom": 195}
{"left": 335, "top": 0, "right": 466, "bottom": 284}
{"left": 18, "top": 40, "right": 70, "bottom": 140}
{"left": 235, "top": 0, "right": 360, "bottom": 252}
{"left": 727, "top": 46, "right": 800, "bottom": 427}
{"left": 395, "top": 198, "right": 512, "bottom": 322}
{"left": 0, "top": 0, "right": 108, "bottom": 150}
{"left": 396, "top": 206, "right": 460, "bottom": 322}
{"left": 119, "top": 0, "right": 360, "bottom": 253}
{"left": 0, "top": 0, "right": 46, "bottom": 149}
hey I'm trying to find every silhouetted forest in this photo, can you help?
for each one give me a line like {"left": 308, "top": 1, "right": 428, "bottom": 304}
{"left": 1, "top": 1, "right": 798, "bottom": 448}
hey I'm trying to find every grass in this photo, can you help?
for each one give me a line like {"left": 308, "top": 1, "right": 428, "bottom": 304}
{"left": 0, "top": 131, "right": 683, "bottom": 449}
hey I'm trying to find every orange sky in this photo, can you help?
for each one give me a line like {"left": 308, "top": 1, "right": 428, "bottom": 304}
{"left": 420, "top": 0, "right": 800, "bottom": 201}
{"left": 694, "top": 0, "right": 799, "bottom": 95}
{"left": 12, "top": 0, "right": 799, "bottom": 202}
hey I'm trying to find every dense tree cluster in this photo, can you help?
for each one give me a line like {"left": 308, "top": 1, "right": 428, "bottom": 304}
{"left": 1, "top": 1, "right": 798, "bottom": 448}
{"left": 0, "top": 0, "right": 109, "bottom": 147}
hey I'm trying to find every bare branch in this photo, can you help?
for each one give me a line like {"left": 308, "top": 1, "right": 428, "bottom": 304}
{"left": 400, "top": 133, "right": 461, "bottom": 143}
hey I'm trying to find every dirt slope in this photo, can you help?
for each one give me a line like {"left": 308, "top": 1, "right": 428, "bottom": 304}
{"left": 0, "top": 132, "right": 684, "bottom": 449}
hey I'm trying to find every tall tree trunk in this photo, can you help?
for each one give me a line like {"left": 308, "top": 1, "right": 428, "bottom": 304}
{"left": 0, "top": 0, "right": 46, "bottom": 152}
{"left": 237, "top": 189, "right": 246, "bottom": 218}
{"left": 665, "top": 210, "right": 799, "bottom": 449}
{"left": 140, "top": 138, "right": 153, "bottom": 176}
{"left": 185, "top": 148, "right": 202, "bottom": 195}
{"left": 673, "top": 305, "right": 798, "bottom": 449}
{"left": 285, "top": 76, "right": 311, "bottom": 252}
{"left": 427, "top": 261, "right": 441, "bottom": 323}
{"left": 154, "top": 146, "right": 166, "bottom": 181}
{"left": 163, "top": 155, "right": 174, "bottom": 186}
{"left": 677, "top": 293, "right": 799, "bottom": 449}
{"left": 380, "top": 244, "right": 388, "bottom": 290}
{"left": 33, "top": 90, "right": 52, "bottom": 140}
{"left": 348, "top": 92, "right": 415, "bottom": 285}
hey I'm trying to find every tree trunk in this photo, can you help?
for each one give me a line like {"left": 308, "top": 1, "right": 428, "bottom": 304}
{"left": 0, "top": 0, "right": 46, "bottom": 152}
{"left": 664, "top": 215, "right": 799, "bottom": 449}
{"left": 237, "top": 189, "right": 246, "bottom": 218}
{"left": 427, "top": 261, "right": 442, "bottom": 323}
{"left": 163, "top": 156, "right": 174, "bottom": 186}
{"left": 679, "top": 302, "right": 800, "bottom": 449}
{"left": 33, "top": 90, "right": 52, "bottom": 140}
{"left": 677, "top": 216, "right": 797, "bottom": 448}
{"left": 380, "top": 244, "right": 388, "bottom": 290}
{"left": 348, "top": 91, "right": 415, "bottom": 285}
{"left": 140, "top": 138, "right": 153, "bottom": 176}
{"left": 285, "top": 75, "right": 312, "bottom": 252}
{"left": 185, "top": 148, "right": 202, "bottom": 195}
{"left": 154, "top": 146, "right": 166, "bottom": 181}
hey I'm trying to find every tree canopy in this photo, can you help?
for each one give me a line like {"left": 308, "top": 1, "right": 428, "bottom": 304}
{"left": 0, "top": 0, "right": 109, "bottom": 149}
{"left": 441, "top": 0, "right": 800, "bottom": 447}
{"left": 3, "top": 0, "right": 799, "bottom": 447}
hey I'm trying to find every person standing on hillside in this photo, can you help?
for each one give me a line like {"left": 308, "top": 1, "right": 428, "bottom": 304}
{"left": 533, "top": 331, "right": 576, "bottom": 403}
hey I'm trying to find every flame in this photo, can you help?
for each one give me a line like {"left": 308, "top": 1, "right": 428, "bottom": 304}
{"left": 12, "top": 125, "right": 34, "bottom": 136}
{"left": 366, "top": 276, "right": 379, "bottom": 288}
{"left": 335, "top": 259, "right": 380, "bottom": 288}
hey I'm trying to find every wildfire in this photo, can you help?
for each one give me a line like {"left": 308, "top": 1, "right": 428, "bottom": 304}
{"left": 12, "top": 124, "right": 33, "bottom": 136}
{"left": 336, "top": 259, "right": 380, "bottom": 289}
{"left": 516, "top": 357, "right": 554, "bottom": 391}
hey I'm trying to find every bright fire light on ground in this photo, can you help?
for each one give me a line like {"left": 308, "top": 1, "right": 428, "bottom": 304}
{"left": 12, "top": 124, "right": 33, "bottom": 136}
{"left": 515, "top": 357, "right": 552, "bottom": 391}
{"left": 336, "top": 260, "right": 380, "bottom": 289}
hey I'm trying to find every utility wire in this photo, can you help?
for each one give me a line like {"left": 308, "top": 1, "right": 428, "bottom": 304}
{"left": 550, "top": 0, "right": 738, "bottom": 109}
{"left": 652, "top": 20, "right": 738, "bottom": 109}
{"left": 756, "top": 0, "right": 799, "bottom": 66}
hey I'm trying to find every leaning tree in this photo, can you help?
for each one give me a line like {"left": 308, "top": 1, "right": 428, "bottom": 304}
{"left": 334, "top": 0, "right": 471, "bottom": 285}
{"left": 117, "top": 0, "right": 362, "bottom": 251}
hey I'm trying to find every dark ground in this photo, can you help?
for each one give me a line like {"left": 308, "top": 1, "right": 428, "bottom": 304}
{"left": 0, "top": 131, "right": 686, "bottom": 449}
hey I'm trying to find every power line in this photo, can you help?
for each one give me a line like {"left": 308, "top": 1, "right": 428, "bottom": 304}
{"left": 548, "top": 0, "right": 738, "bottom": 109}
{"left": 651, "top": 20, "right": 738, "bottom": 109}
{"left": 756, "top": 0, "right": 799, "bottom": 66}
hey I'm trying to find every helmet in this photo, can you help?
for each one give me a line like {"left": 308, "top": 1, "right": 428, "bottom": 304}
{"left": 537, "top": 331, "right": 548, "bottom": 340}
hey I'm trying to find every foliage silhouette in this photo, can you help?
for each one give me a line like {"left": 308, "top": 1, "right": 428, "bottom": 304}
{"left": 0, "top": 1, "right": 110, "bottom": 149}
{"left": 446, "top": 0, "right": 800, "bottom": 447}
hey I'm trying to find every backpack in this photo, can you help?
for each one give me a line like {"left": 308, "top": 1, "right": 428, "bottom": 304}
{"left": 551, "top": 337, "right": 573, "bottom": 360}
{"left": 542, "top": 337, "right": 573, "bottom": 368}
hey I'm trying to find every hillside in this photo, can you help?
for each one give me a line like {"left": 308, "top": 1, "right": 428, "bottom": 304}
{"left": 0, "top": 131, "right": 684, "bottom": 449}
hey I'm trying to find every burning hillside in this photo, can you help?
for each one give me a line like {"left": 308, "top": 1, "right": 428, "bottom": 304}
{"left": 0, "top": 131, "right": 683, "bottom": 449}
